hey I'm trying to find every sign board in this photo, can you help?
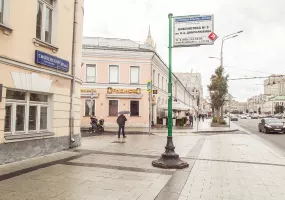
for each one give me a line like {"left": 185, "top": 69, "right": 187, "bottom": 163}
{"left": 173, "top": 15, "right": 214, "bottom": 47}
{"left": 153, "top": 90, "right": 158, "bottom": 94}
{"left": 107, "top": 87, "right": 141, "bottom": 94}
{"left": 146, "top": 81, "right": 152, "bottom": 92}
{"left": 35, "top": 50, "right": 69, "bottom": 72}
{"left": 0, "top": 84, "right": 2, "bottom": 102}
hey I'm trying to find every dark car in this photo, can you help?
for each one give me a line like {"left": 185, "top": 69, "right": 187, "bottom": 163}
{"left": 258, "top": 118, "right": 285, "bottom": 133}
{"left": 230, "top": 115, "right": 238, "bottom": 121}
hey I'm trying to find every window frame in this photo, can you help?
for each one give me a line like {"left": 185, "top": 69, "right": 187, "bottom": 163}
{"left": 0, "top": 0, "right": 4, "bottom": 24}
{"left": 109, "top": 65, "right": 119, "bottom": 84}
{"left": 130, "top": 66, "right": 140, "bottom": 84}
{"left": 86, "top": 64, "right": 96, "bottom": 83}
{"left": 36, "top": 0, "right": 54, "bottom": 44}
{"left": 153, "top": 70, "right": 156, "bottom": 86}
{"left": 162, "top": 77, "right": 164, "bottom": 91}
{"left": 4, "top": 90, "right": 50, "bottom": 135}
{"left": 158, "top": 73, "right": 160, "bottom": 88}
{"left": 130, "top": 100, "right": 140, "bottom": 117}
{"left": 108, "top": 99, "right": 119, "bottom": 116}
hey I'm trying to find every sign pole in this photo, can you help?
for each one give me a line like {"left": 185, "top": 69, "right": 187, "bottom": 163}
{"left": 152, "top": 13, "right": 189, "bottom": 169}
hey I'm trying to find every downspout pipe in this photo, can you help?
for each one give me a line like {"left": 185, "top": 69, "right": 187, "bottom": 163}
{"left": 70, "top": 0, "right": 79, "bottom": 146}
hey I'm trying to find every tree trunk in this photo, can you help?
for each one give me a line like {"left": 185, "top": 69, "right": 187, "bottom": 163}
{"left": 217, "top": 107, "right": 220, "bottom": 124}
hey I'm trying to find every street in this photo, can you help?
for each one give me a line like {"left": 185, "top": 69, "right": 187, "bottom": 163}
{"left": 234, "top": 118, "right": 285, "bottom": 152}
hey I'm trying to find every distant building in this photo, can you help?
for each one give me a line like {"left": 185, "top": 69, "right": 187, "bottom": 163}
{"left": 174, "top": 73, "right": 203, "bottom": 110}
{"left": 264, "top": 75, "right": 285, "bottom": 96}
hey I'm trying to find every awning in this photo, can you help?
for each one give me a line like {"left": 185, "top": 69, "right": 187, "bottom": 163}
{"left": 160, "top": 102, "right": 193, "bottom": 111}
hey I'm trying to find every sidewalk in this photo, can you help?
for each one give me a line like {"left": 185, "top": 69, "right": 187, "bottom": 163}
{"left": 102, "top": 119, "right": 239, "bottom": 135}
{"left": 1, "top": 128, "right": 285, "bottom": 200}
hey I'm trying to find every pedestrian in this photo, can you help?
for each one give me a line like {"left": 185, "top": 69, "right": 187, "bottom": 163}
{"left": 198, "top": 114, "right": 201, "bottom": 121}
{"left": 194, "top": 115, "right": 196, "bottom": 121}
{"left": 116, "top": 114, "right": 127, "bottom": 139}
{"left": 186, "top": 113, "right": 190, "bottom": 127}
{"left": 202, "top": 114, "right": 205, "bottom": 122}
{"left": 190, "top": 114, "right": 194, "bottom": 127}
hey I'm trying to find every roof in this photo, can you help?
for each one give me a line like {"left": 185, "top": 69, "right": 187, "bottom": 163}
{"left": 269, "top": 96, "right": 285, "bottom": 101}
{"left": 82, "top": 37, "right": 153, "bottom": 51}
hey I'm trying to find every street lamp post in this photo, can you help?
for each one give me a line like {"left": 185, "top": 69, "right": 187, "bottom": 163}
{"left": 209, "top": 30, "right": 243, "bottom": 118}
{"left": 152, "top": 13, "right": 189, "bottom": 169}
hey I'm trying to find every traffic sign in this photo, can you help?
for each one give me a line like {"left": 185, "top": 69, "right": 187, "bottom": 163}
{"left": 208, "top": 32, "right": 218, "bottom": 41}
{"left": 146, "top": 81, "right": 152, "bottom": 92}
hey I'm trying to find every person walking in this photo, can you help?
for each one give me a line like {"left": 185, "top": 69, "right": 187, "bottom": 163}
{"left": 202, "top": 114, "right": 205, "bottom": 122}
{"left": 116, "top": 114, "right": 127, "bottom": 139}
{"left": 190, "top": 114, "right": 194, "bottom": 127}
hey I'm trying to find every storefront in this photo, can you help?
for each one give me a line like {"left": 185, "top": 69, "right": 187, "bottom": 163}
{"left": 81, "top": 87, "right": 150, "bottom": 128}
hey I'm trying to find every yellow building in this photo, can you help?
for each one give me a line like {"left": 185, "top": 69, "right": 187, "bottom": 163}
{"left": 0, "top": 0, "right": 84, "bottom": 164}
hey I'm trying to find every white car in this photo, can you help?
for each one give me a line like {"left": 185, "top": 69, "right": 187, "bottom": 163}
{"left": 240, "top": 115, "right": 247, "bottom": 119}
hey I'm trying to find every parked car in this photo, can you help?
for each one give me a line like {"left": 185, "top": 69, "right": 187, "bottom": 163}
{"left": 230, "top": 115, "right": 238, "bottom": 121}
{"left": 240, "top": 115, "right": 247, "bottom": 119}
{"left": 251, "top": 114, "right": 259, "bottom": 119}
{"left": 274, "top": 114, "right": 283, "bottom": 119}
{"left": 259, "top": 114, "right": 266, "bottom": 118}
{"left": 258, "top": 118, "right": 285, "bottom": 133}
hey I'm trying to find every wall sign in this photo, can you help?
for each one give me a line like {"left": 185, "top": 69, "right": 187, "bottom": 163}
{"left": 107, "top": 87, "right": 141, "bottom": 94}
{"left": 35, "top": 50, "right": 69, "bottom": 72}
{"left": 81, "top": 89, "right": 97, "bottom": 93}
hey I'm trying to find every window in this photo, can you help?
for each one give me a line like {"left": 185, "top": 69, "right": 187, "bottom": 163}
{"left": 109, "top": 100, "right": 118, "bottom": 116}
{"left": 153, "top": 70, "right": 156, "bottom": 86}
{"left": 162, "top": 77, "right": 164, "bottom": 90}
{"left": 130, "top": 101, "right": 139, "bottom": 116}
{"left": 158, "top": 74, "right": 160, "bottom": 88}
{"left": 4, "top": 90, "right": 49, "bottom": 134}
{"left": 36, "top": 0, "right": 53, "bottom": 43}
{"left": 85, "top": 100, "right": 95, "bottom": 116}
{"left": 0, "top": 0, "right": 4, "bottom": 24}
{"left": 130, "top": 66, "right": 139, "bottom": 84}
{"left": 109, "top": 65, "right": 119, "bottom": 83}
{"left": 86, "top": 64, "right": 96, "bottom": 82}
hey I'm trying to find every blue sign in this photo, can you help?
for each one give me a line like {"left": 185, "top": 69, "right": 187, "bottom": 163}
{"left": 35, "top": 50, "right": 69, "bottom": 72}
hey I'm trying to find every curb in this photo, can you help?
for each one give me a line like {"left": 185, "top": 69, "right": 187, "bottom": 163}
{"left": 192, "top": 129, "right": 239, "bottom": 133}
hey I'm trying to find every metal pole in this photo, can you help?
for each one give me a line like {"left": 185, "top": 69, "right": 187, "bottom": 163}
{"left": 152, "top": 13, "right": 188, "bottom": 169}
{"left": 168, "top": 13, "right": 173, "bottom": 137}
{"left": 149, "top": 92, "right": 151, "bottom": 136}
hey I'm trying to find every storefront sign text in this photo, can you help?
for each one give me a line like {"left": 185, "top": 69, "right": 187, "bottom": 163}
{"left": 81, "top": 89, "right": 97, "bottom": 93}
{"left": 107, "top": 87, "right": 141, "bottom": 94}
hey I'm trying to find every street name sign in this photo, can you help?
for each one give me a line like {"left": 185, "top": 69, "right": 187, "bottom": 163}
{"left": 147, "top": 81, "right": 152, "bottom": 92}
{"left": 173, "top": 15, "right": 214, "bottom": 47}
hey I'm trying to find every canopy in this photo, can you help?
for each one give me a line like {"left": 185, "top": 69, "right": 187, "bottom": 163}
{"left": 160, "top": 101, "right": 193, "bottom": 111}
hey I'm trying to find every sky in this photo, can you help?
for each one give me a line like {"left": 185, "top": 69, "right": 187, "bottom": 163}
{"left": 83, "top": 0, "right": 285, "bottom": 102}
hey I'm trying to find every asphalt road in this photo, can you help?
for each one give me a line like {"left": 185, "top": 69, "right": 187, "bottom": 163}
{"left": 234, "top": 119, "right": 285, "bottom": 152}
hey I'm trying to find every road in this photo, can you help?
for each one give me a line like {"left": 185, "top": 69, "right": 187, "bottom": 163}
{"left": 234, "top": 118, "right": 285, "bottom": 152}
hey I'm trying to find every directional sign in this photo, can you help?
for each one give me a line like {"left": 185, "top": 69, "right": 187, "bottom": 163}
{"left": 146, "top": 80, "right": 152, "bottom": 93}
{"left": 173, "top": 15, "right": 214, "bottom": 47}
{"left": 208, "top": 32, "right": 218, "bottom": 41}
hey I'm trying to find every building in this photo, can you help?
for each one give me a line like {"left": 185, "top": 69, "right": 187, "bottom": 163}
{"left": 174, "top": 72, "right": 203, "bottom": 109}
{"left": 80, "top": 30, "right": 195, "bottom": 128}
{"left": 262, "top": 96, "right": 285, "bottom": 114}
{"left": 0, "top": 0, "right": 84, "bottom": 164}
{"left": 264, "top": 75, "right": 285, "bottom": 96}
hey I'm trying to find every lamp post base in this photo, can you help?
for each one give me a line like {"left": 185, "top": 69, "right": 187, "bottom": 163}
{"left": 152, "top": 136, "right": 189, "bottom": 169}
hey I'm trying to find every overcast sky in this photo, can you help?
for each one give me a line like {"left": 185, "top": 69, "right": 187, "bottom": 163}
{"left": 83, "top": 0, "right": 285, "bottom": 102}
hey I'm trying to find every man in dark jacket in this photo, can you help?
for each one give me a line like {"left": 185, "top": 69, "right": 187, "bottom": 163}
{"left": 117, "top": 114, "right": 127, "bottom": 138}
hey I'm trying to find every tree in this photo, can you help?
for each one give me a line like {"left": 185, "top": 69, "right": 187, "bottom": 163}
{"left": 274, "top": 105, "right": 284, "bottom": 114}
{"left": 258, "top": 107, "right": 261, "bottom": 115}
{"left": 246, "top": 109, "right": 249, "bottom": 113}
{"left": 208, "top": 66, "right": 229, "bottom": 124}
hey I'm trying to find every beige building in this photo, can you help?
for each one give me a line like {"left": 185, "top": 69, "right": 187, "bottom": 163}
{"left": 264, "top": 75, "right": 285, "bottom": 96}
{"left": 80, "top": 31, "right": 195, "bottom": 128}
{"left": 0, "top": 0, "right": 84, "bottom": 164}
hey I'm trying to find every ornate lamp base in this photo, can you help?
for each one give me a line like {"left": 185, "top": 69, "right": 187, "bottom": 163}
{"left": 152, "top": 136, "right": 189, "bottom": 169}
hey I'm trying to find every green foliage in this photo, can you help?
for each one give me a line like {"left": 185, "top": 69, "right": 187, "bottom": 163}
{"left": 208, "top": 66, "right": 229, "bottom": 111}
{"left": 179, "top": 117, "right": 187, "bottom": 126}
{"left": 220, "top": 119, "right": 227, "bottom": 125}
{"left": 275, "top": 105, "right": 284, "bottom": 114}
{"left": 246, "top": 109, "right": 249, "bottom": 113}
{"left": 212, "top": 116, "right": 217, "bottom": 123}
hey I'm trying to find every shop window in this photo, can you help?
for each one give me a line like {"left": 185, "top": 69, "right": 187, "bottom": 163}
{"left": 4, "top": 90, "right": 50, "bottom": 134}
{"left": 109, "top": 65, "right": 119, "bottom": 83}
{"left": 36, "top": 0, "right": 53, "bottom": 43}
{"left": 86, "top": 64, "right": 96, "bottom": 83}
{"left": 85, "top": 100, "right": 95, "bottom": 116}
{"left": 109, "top": 100, "right": 118, "bottom": 116}
{"left": 130, "top": 66, "right": 139, "bottom": 84}
{"left": 130, "top": 101, "right": 139, "bottom": 116}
